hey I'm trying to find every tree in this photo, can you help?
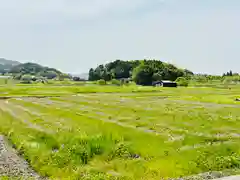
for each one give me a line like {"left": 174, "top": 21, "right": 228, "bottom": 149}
{"left": 111, "top": 79, "right": 121, "bottom": 86}
{"left": 59, "top": 73, "right": 71, "bottom": 81}
{"left": 132, "top": 64, "right": 154, "bottom": 85}
{"left": 89, "top": 68, "right": 96, "bottom": 81}
{"left": 191, "top": 74, "right": 208, "bottom": 83}
{"left": 223, "top": 75, "right": 240, "bottom": 84}
{"left": 39, "top": 71, "right": 58, "bottom": 79}
{"left": 97, "top": 79, "right": 106, "bottom": 85}
{"left": 89, "top": 60, "right": 141, "bottom": 81}
{"left": 175, "top": 77, "right": 189, "bottom": 87}
{"left": 224, "top": 70, "right": 234, "bottom": 76}
{"left": 152, "top": 73, "right": 163, "bottom": 81}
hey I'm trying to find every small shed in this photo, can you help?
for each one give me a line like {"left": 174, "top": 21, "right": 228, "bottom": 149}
{"left": 152, "top": 80, "right": 177, "bottom": 87}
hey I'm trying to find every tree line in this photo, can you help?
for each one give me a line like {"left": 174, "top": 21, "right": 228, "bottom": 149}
{"left": 88, "top": 60, "right": 194, "bottom": 85}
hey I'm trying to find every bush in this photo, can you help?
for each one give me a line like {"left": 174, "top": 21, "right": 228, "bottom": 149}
{"left": 21, "top": 75, "right": 32, "bottom": 84}
{"left": 175, "top": 77, "right": 189, "bottom": 87}
{"left": 111, "top": 79, "right": 120, "bottom": 86}
{"left": 39, "top": 71, "right": 58, "bottom": 79}
{"left": 13, "top": 74, "right": 22, "bottom": 80}
{"left": 97, "top": 79, "right": 106, "bottom": 85}
{"left": 72, "top": 77, "right": 86, "bottom": 82}
{"left": 32, "top": 77, "right": 37, "bottom": 81}
{"left": 73, "top": 77, "right": 81, "bottom": 81}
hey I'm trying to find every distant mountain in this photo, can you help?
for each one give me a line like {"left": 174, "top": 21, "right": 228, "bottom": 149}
{"left": 0, "top": 58, "right": 77, "bottom": 80}
{"left": 0, "top": 58, "right": 21, "bottom": 73}
{"left": 0, "top": 58, "right": 69, "bottom": 80}
{"left": 0, "top": 58, "right": 20, "bottom": 65}
{"left": 9, "top": 62, "right": 64, "bottom": 79}
{"left": 71, "top": 73, "right": 89, "bottom": 80}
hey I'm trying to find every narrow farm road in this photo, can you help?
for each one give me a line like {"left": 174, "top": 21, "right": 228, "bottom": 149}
{"left": 0, "top": 135, "right": 44, "bottom": 179}
{"left": 214, "top": 176, "right": 240, "bottom": 180}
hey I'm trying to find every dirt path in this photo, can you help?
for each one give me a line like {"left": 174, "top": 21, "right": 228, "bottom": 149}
{"left": 214, "top": 176, "right": 240, "bottom": 180}
{"left": 0, "top": 135, "right": 44, "bottom": 179}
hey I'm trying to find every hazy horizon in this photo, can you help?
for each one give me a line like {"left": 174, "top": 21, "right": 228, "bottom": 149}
{"left": 0, "top": 0, "right": 239, "bottom": 75}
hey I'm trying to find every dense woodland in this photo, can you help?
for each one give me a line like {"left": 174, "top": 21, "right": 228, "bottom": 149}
{"left": 0, "top": 58, "right": 20, "bottom": 73}
{"left": 89, "top": 60, "right": 194, "bottom": 85}
{"left": 88, "top": 60, "right": 240, "bottom": 86}
{"left": 0, "top": 59, "right": 67, "bottom": 81}
{"left": 9, "top": 62, "right": 63, "bottom": 79}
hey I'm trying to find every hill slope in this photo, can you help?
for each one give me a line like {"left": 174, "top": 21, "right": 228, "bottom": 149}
{"left": 9, "top": 62, "right": 63, "bottom": 79}
{"left": 0, "top": 58, "right": 21, "bottom": 73}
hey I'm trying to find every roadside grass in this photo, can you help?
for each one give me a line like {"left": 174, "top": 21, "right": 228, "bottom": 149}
{"left": 0, "top": 86, "right": 239, "bottom": 179}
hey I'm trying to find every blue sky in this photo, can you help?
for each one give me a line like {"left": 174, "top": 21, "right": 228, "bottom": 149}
{"left": 0, "top": 0, "right": 239, "bottom": 75}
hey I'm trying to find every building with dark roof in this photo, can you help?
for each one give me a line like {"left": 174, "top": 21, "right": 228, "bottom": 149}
{"left": 152, "top": 80, "right": 177, "bottom": 87}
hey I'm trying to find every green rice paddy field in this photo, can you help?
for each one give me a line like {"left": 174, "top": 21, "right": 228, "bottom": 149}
{"left": 0, "top": 85, "right": 239, "bottom": 179}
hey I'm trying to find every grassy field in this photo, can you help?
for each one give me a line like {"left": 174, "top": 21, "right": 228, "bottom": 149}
{"left": 0, "top": 85, "right": 239, "bottom": 179}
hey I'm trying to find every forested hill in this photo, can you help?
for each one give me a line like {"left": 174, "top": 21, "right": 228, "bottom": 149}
{"left": 88, "top": 60, "right": 193, "bottom": 85}
{"left": 0, "top": 58, "right": 21, "bottom": 73}
{"left": 9, "top": 62, "right": 64, "bottom": 79}
{"left": 0, "top": 58, "right": 63, "bottom": 79}
{"left": 9, "top": 62, "right": 61, "bottom": 74}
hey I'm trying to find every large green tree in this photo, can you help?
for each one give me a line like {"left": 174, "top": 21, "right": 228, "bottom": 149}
{"left": 132, "top": 64, "right": 154, "bottom": 85}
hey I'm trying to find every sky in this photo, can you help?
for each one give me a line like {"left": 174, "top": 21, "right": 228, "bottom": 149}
{"left": 0, "top": 0, "right": 239, "bottom": 75}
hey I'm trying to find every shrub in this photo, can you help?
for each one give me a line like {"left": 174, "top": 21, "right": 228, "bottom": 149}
{"left": 21, "top": 75, "right": 32, "bottom": 84}
{"left": 73, "top": 77, "right": 81, "bottom": 81}
{"left": 32, "top": 77, "right": 37, "bottom": 81}
{"left": 13, "top": 74, "right": 22, "bottom": 80}
{"left": 39, "top": 71, "right": 58, "bottom": 79}
{"left": 175, "top": 77, "right": 189, "bottom": 87}
{"left": 97, "top": 79, "right": 106, "bottom": 85}
{"left": 111, "top": 79, "right": 120, "bottom": 86}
